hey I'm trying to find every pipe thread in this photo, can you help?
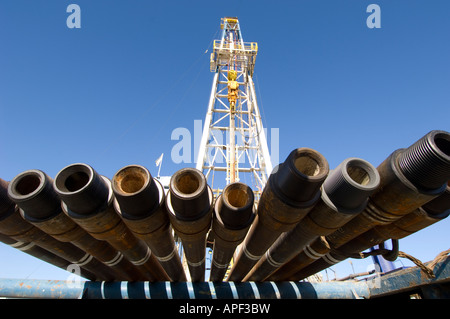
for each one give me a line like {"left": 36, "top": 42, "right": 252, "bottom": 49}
{"left": 398, "top": 130, "right": 450, "bottom": 190}
{"left": 323, "top": 158, "right": 380, "bottom": 211}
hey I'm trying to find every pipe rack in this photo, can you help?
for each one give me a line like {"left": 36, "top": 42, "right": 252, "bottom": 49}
{"left": 0, "top": 130, "right": 449, "bottom": 299}
{"left": 0, "top": 255, "right": 448, "bottom": 299}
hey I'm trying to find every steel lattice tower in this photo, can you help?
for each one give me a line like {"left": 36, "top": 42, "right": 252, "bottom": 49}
{"left": 196, "top": 17, "right": 273, "bottom": 200}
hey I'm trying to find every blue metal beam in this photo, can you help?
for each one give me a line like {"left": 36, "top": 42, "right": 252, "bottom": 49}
{"left": 369, "top": 256, "right": 450, "bottom": 298}
{"left": 0, "top": 278, "right": 85, "bottom": 299}
{"left": 0, "top": 258, "right": 447, "bottom": 299}
{"left": 0, "top": 279, "right": 369, "bottom": 299}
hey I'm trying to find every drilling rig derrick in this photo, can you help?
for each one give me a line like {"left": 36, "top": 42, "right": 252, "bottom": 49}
{"left": 196, "top": 17, "right": 272, "bottom": 201}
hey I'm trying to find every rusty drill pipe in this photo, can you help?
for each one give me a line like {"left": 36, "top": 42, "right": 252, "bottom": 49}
{"left": 344, "top": 205, "right": 449, "bottom": 260}
{"left": 267, "top": 236, "right": 331, "bottom": 281}
{"left": 209, "top": 182, "right": 255, "bottom": 282}
{"left": 419, "top": 180, "right": 450, "bottom": 216}
{"left": 0, "top": 232, "right": 97, "bottom": 280}
{"left": 112, "top": 165, "right": 186, "bottom": 282}
{"left": 263, "top": 131, "right": 450, "bottom": 282}
{"left": 381, "top": 183, "right": 450, "bottom": 239}
{"left": 0, "top": 178, "right": 109, "bottom": 281}
{"left": 165, "top": 168, "right": 213, "bottom": 282}
{"left": 326, "top": 130, "right": 450, "bottom": 250}
{"left": 369, "top": 181, "right": 450, "bottom": 245}
{"left": 289, "top": 250, "right": 348, "bottom": 282}
{"left": 293, "top": 181, "right": 446, "bottom": 281}
{"left": 7, "top": 169, "right": 140, "bottom": 281}
{"left": 0, "top": 178, "right": 15, "bottom": 221}
{"left": 337, "top": 180, "right": 450, "bottom": 258}
{"left": 287, "top": 182, "right": 450, "bottom": 282}
{"left": 288, "top": 130, "right": 450, "bottom": 282}
{"left": 53, "top": 163, "right": 170, "bottom": 282}
{"left": 227, "top": 148, "right": 329, "bottom": 282}
{"left": 1, "top": 178, "right": 96, "bottom": 280}
{"left": 245, "top": 157, "right": 380, "bottom": 281}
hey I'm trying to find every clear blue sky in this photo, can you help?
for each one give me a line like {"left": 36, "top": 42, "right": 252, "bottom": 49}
{"left": 0, "top": 0, "right": 449, "bottom": 281}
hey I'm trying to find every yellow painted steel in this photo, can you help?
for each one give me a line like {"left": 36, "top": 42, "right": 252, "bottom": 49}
{"left": 228, "top": 70, "right": 237, "bottom": 81}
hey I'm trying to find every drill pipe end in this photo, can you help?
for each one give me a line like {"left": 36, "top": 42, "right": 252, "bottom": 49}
{"left": 274, "top": 148, "right": 329, "bottom": 205}
{"left": 165, "top": 168, "right": 213, "bottom": 282}
{"left": 112, "top": 165, "right": 160, "bottom": 219}
{"left": 7, "top": 169, "right": 61, "bottom": 221}
{"left": 168, "top": 168, "right": 211, "bottom": 221}
{"left": 216, "top": 182, "right": 255, "bottom": 229}
{"left": 53, "top": 163, "right": 110, "bottom": 216}
{"left": 323, "top": 157, "right": 380, "bottom": 212}
{"left": 398, "top": 130, "right": 450, "bottom": 190}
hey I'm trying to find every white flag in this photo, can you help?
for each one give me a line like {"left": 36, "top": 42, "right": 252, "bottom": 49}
{"left": 155, "top": 153, "right": 164, "bottom": 167}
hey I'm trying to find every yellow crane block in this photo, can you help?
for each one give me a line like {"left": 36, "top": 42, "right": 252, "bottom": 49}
{"left": 228, "top": 79, "right": 239, "bottom": 112}
{"left": 228, "top": 70, "right": 237, "bottom": 81}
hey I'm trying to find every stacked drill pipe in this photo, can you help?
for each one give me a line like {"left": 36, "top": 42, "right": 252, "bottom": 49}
{"left": 0, "top": 179, "right": 96, "bottom": 280}
{"left": 165, "top": 168, "right": 213, "bottom": 282}
{"left": 245, "top": 157, "right": 380, "bottom": 281}
{"left": 0, "top": 178, "right": 109, "bottom": 281}
{"left": 325, "top": 130, "right": 450, "bottom": 250}
{"left": 209, "top": 182, "right": 255, "bottom": 282}
{"left": 267, "top": 235, "right": 331, "bottom": 281}
{"left": 7, "top": 169, "right": 140, "bottom": 281}
{"left": 337, "top": 180, "right": 450, "bottom": 260}
{"left": 277, "top": 130, "right": 450, "bottom": 281}
{"left": 0, "top": 232, "right": 100, "bottom": 279}
{"left": 287, "top": 184, "right": 450, "bottom": 281}
{"left": 227, "top": 148, "right": 329, "bottom": 282}
{"left": 53, "top": 163, "right": 170, "bottom": 282}
{"left": 112, "top": 165, "right": 186, "bottom": 282}
{"left": 270, "top": 184, "right": 450, "bottom": 281}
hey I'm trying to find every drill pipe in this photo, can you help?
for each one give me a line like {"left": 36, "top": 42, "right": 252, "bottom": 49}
{"left": 286, "top": 181, "right": 450, "bottom": 281}
{"left": 0, "top": 179, "right": 96, "bottom": 280}
{"left": 0, "top": 233, "right": 97, "bottom": 280}
{"left": 378, "top": 182, "right": 450, "bottom": 240}
{"left": 112, "top": 165, "right": 186, "bottom": 282}
{"left": 227, "top": 148, "right": 329, "bottom": 282}
{"left": 325, "top": 130, "right": 450, "bottom": 250}
{"left": 7, "top": 169, "right": 140, "bottom": 281}
{"left": 267, "top": 236, "right": 331, "bottom": 281}
{"left": 0, "top": 178, "right": 110, "bottom": 281}
{"left": 209, "top": 182, "right": 255, "bottom": 282}
{"left": 245, "top": 157, "right": 380, "bottom": 281}
{"left": 418, "top": 180, "right": 450, "bottom": 216}
{"left": 53, "top": 163, "right": 170, "bottom": 282}
{"left": 285, "top": 131, "right": 450, "bottom": 281}
{"left": 337, "top": 180, "right": 450, "bottom": 258}
{"left": 165, "top": 168, "right": 213, "bottom": 282}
